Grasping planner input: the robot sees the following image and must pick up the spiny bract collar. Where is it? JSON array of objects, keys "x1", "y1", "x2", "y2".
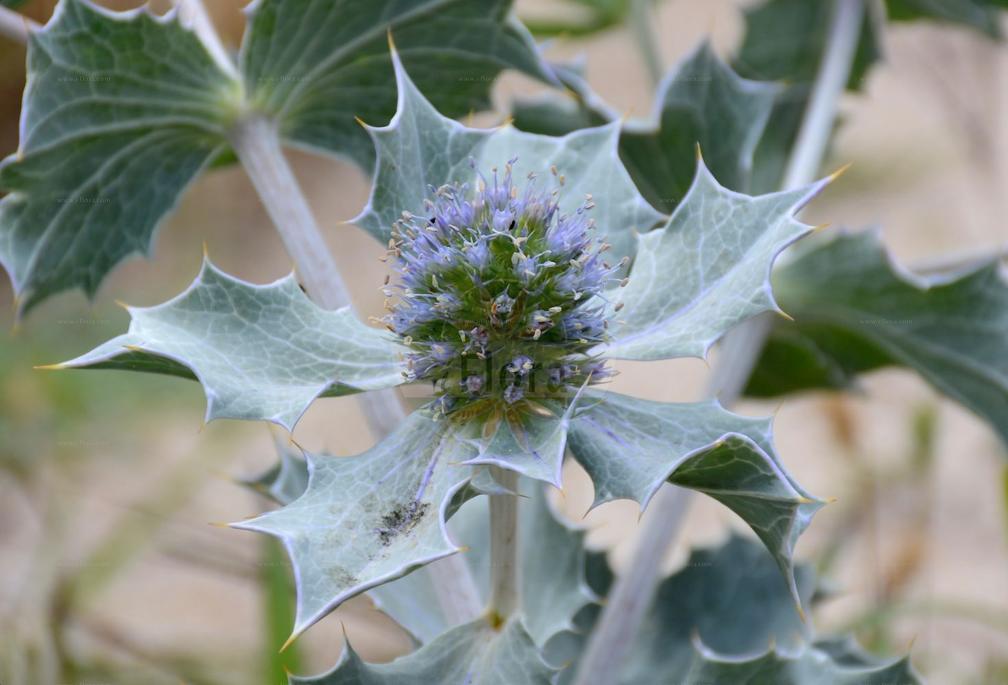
[{"x1": 383, "y1": 158, "x2": 625, "y2": 417}]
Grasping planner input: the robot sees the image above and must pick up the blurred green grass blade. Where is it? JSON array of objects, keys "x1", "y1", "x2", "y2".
[{"x1": 262, "y1": 537, "x2": 300, "y2": 684}]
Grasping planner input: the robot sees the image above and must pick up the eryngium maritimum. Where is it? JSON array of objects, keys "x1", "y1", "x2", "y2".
[{"x1": 384, "y1": 159, "x2": 623, "y2": 415}]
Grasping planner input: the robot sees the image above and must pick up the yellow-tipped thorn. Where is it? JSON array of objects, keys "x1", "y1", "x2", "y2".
[
  {"x1": 458, "y1": 545, "x2": 471, "y2": 553},
  {"x1": 279, "y1": 631, "x2": 299, "y2": 654},
  {"x1": 354, "y1": 115, "x2": 369, "y2": 129},
  {"x1": 207, "y1": 520, "x2": 232, "y2": 528},
  {"x1": 114, "y1": 299, "x2": 131, "y2": 311},
  {"x1": 796, "y1": 496, "x2": 817, "y2": 504},
  {"x1": 386, "y1": 28, "x2": 397, "y2": 52},
  {"x1": 202, "y1": 240, "x2": 210, "y2": 259},
  {"x1": 777, "y1": 309, "x2": 795, "y2": 322},
  {"x1": 34, "y1": 362, "x2": 66, "y2": 371},
  {"x1": 694, "y1": 142, "x2": 704, "y2": 163},
  {"x1": 768, "y1": 633, "x2": 777, "y2": 652},
  {"x1": 827, "y1": 162, "x2": 852, "y2": 182},
  {"x1": 795, "y1": 602, "x2": 807, "y2": 623},
  {"x1": 812, "y1": 222, "x2": 831, "y2": 234},
  {"x1": 123, "y1": 344, "x2": 145, "y2": 353},
  {"x1": 825, "y1": 495, "x2": 839, "y2": 504}
]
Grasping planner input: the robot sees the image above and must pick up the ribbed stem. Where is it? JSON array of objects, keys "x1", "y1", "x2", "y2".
[
  {"x1": 487, "y1": 466, "x2": 520, "y2": 623},
  {"x1": 572, "y1": 2, "x2": 865, "y2": 684}
]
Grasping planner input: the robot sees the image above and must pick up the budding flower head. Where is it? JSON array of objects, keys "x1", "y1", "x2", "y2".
[{"x1": 386, "y1": 158, "x2": 618, "y2": 416}]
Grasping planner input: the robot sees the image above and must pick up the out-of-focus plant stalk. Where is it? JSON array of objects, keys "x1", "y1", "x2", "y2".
[
  {"x1": 0, "y1": 5, "x2": 38, "y2": 44},
  {"x1": 572, "y1": 2, "x2": 866, "y2": 684}
]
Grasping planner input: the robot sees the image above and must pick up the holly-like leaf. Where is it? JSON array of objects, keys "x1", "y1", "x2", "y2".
[
  {"x1": 0, "y1": 0, "x2": 237, "y2": 315},
  {"x1": 240, "y1": 0, "x2": 556, "y2": 171},
  {"x1": 601, "y1": 159, "x2": 831, "y2": 361},
  {"x1": 567, "y1": 389, "x2": 823, "y2": 606},
  {"x1": 290, "y1": 617, "x2": 554, "y2": 685},
  {"x1": 745, "y1": 230, "x2": 1008, "y2": 447},
  {"x1": 512, "y1": 43, "x2": 780, "y2": 215},
  {"x1": 559, "y1": 535, "x2": 920, "y2": 685},
  {"x1": 234, "y1": 408, "x2": 476, "y2": 641},
  {"x1": 354, "y1": 49, "x2": 663, "y2": 271},
  {"x1": 50, "y1": 259, "x2": 405, "y2": 431},
  {"x1": 456, "y1": 399, "x2": 579, "y2": 487},
  {"x1": 370, "y1": 482, "x2": 598, "y2": 649}
]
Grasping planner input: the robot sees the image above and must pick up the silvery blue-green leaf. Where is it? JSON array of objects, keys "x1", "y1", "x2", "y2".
[
  {"x1": 567, "y1": 389, "x2": 822, "y2": 606},
  {"x1": 618, "y1": 42, "x2": 779, "y2": 215},
  {"x1": 0, "y1": 0, "x2": 237, "y2": 315},
  {"x1": 234, "y1": 408, "x2": 476, "y2": 641},
  {"x1": 456, "y1": 399, "x2": 579, "y2": 487},
  {"x1": 746, "y1": 229, "x2": 1008, "y2": 447},
  {"x1": 602, "y1": 160, "x2": 831, "y2": 361},
  {"x1": 557, "y1": 535, "x2": 919, "y2": 685},
  {"x1": 242, "y1": 432, "x2": 310, "y2": 505},
  {"x1": 290, "y1": 617, "x2": 554, "y2": 685},
  {"x1": 50, "y1": 260, "x2": 405, "y2": 431},
  {"x1": 512, "y1": 44, "x2": 779, "y2": 216},
  {"x1": 240, "y1": 0, "x2": 556, "y2": 171},
  {"x1": 354, "y1": 49, "x2": 663, "y2": 271},
  {"x1": 681, "y1": 646, "x2": 919, "y2": 685},
  {"x1": 370, "y1": 482, "x2": 598, "y2": 649}
]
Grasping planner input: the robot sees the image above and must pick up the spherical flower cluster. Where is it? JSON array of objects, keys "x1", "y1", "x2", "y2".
[{"x1": 383, "y1": 159, "x2": 623, "y2": 416}]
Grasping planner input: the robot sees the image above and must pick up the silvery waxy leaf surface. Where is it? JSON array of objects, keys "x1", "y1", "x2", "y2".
[
  {"x1": 354, "y1": 49, "x2": 664, "y2": 271},
  {"x1": 513, "y1": 43, "x2": 781, "y2": 215},
  {"x1": 567, "y1": 389, "x2": 823, "y2": 607},
  {"x1": 601, "y1": 161, "x2": 831, "y2": 361},
  {"x1": 0, "y1": 0, "x2": 237, "y2": 315},
  {"x1": 557, "y1": 535, "x2": 920, "y2": 685},
  {"x1": 370, "y1": 483, "x2": 597, "y2": 649},
  {"x1": 52, "y1": 260, "x2": 406, "y2": 431},
  {"x1": 233, "y1": 407, "x2": 476, "y2": 641},
  {"x1": 290, "y1": 617, "x2": 554, "y2": 685},
  {"x1": 748, "y1": 229, "x2": 1008, "y2": 447}
]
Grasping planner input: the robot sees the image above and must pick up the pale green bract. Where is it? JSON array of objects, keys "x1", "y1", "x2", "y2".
[
  {"x1": 52, "y1": 259, "x2": 406, "y2": 431},
  {"x1": 368, "y1": 486, "x2": 598, "y2": 648},
  {"x1": 234, "y1": 408, "x2": 475, "y2": 641},
  {"x1": 353, "y1": 49, "x2": 665, "y2": 272},
  {"x1": 567, "y1": 389, "x2": 823, "y2": 607},
  {"x1": 513, "y1": 42, "x2": 781, "y2": 215},
  {"x1": 602, "y1": 162, "x2": 830, "y2": 361},
  {"x1": 291, "y1": 618, "x2": 554, "y2": 685}
]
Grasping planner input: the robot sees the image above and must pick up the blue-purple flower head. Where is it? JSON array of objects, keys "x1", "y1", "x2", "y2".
[{"x1": 385, "y1": 158, "x2": 623, "y2": 415}]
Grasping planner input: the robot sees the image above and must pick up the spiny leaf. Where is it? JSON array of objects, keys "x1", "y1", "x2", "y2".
[
  {"x1": 50, "y1": 259, "x2": 405, "y2": 431},
  {"x1": 354, "y1": 48, "x2": 663, "y2": 271},
  {"x1": 556, "y1": 535, "x2": 920, "y2": 685},
  {"x1": 369, "y1": 483, "x2": 598, "y2": 650},
  {"x1": 746, "y1": 229, "x2": 1008, "y2": 448},
  {"x1": 290, "y1": 617, "x2": 554, "y2": 685},
  {"x1": 240, "y1": 0, "x2": 556, "y2": 171},
  {"x1": 567, "y1": 389, "x2": 823, "y2": 608},
  {"x1": 455, "y1": 399, "x2": 579, "y2": 487},
  {"x1": 512, "y1": 43, "x2": 780, "y2": 215},
  {"x1": 234, "y1": 408, "x2": 475, "y2": 642},
  {"x1": 601, "y1": 160, "x2": 831, "y2": 361},
  {"x1": 0, "y1": 0, "x2": 238, "y2": 315}
]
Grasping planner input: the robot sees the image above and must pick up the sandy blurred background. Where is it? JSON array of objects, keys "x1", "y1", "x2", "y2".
[{"x1": 0, "y1": 0, "x2": 1006, "y2": 683}]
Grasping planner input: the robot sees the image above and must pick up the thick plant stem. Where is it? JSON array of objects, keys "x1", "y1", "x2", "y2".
[
  {"x1": 571, "y1": 2, "x2": 864, "y2": 684},
  {"x1": 488, "y1": 466, "x2": 520, "y2": 622},
  {"x1": 628, "y1": 0, "x2": 663, "y2": 86},
  {"x1": 172, "y1": 0, "x2": 482, "y2": 629},
  {"x1": 0, "y1": 5, "x2": 38, "y2": 44}
]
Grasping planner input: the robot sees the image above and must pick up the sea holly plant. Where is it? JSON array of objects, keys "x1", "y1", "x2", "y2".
[{"x1": 3, "y1": 0, "x2": 1004, "y2": 682}]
